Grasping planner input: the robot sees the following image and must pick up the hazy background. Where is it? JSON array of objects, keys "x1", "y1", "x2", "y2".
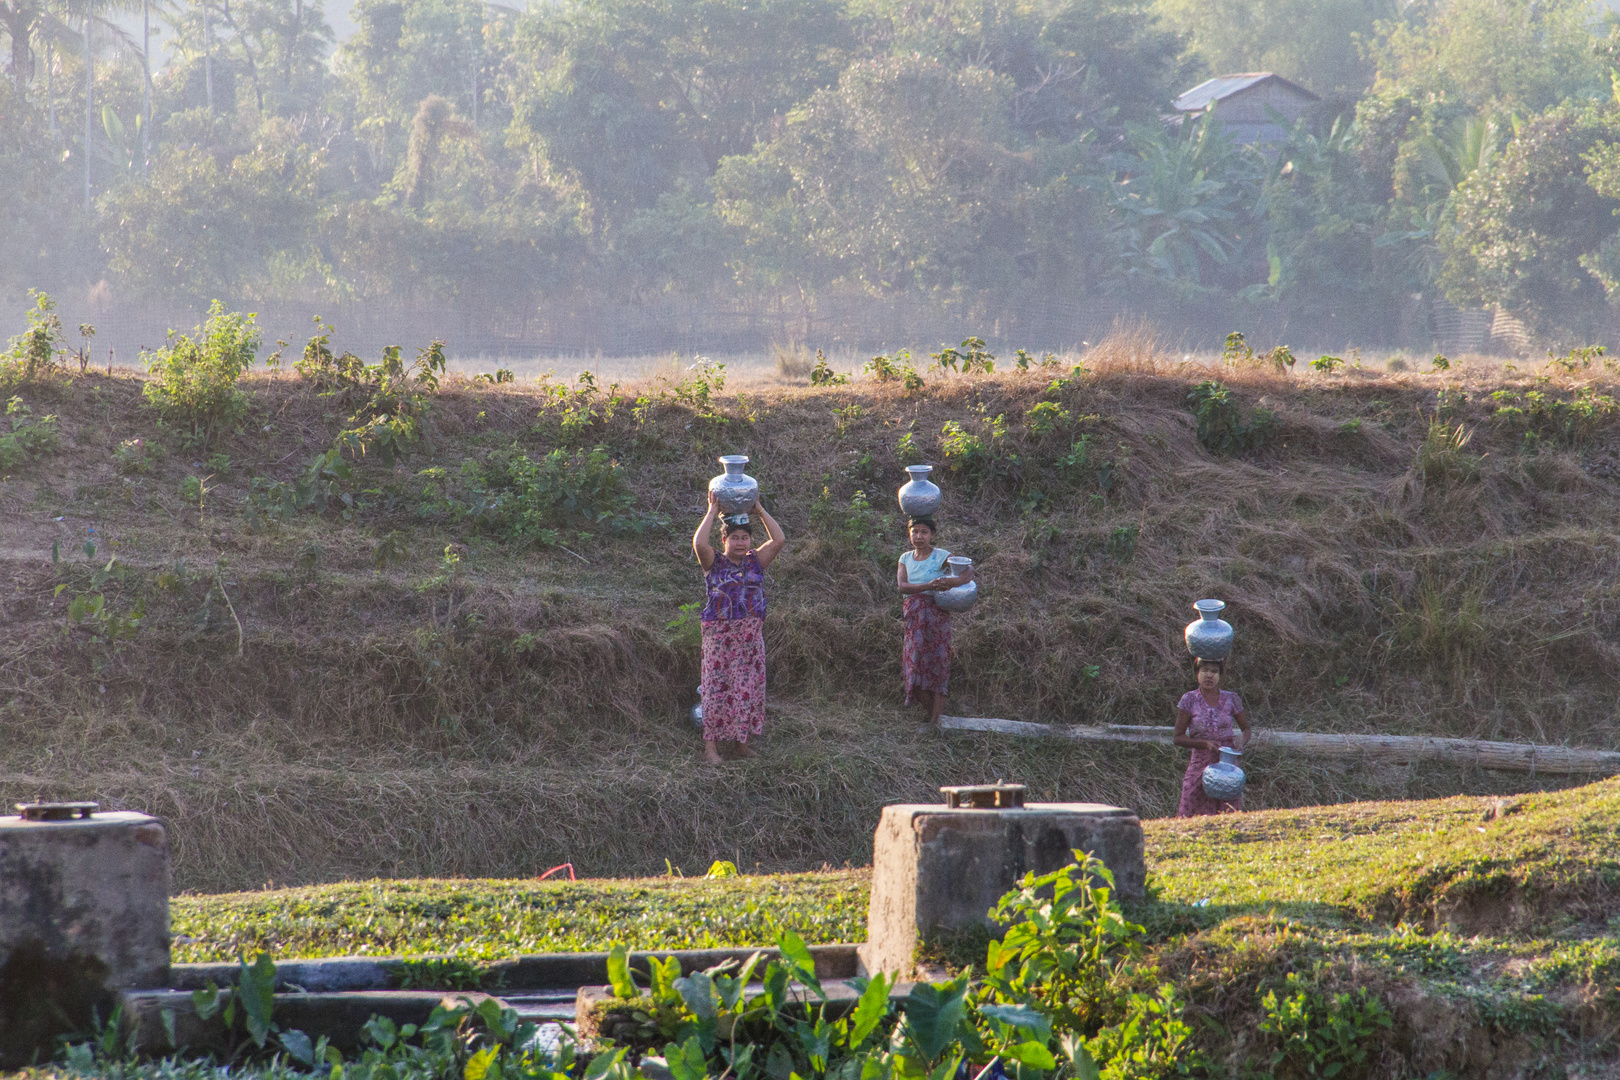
[{"x1": 9, "y1": 0, "x2": 1620, "y2": 367}]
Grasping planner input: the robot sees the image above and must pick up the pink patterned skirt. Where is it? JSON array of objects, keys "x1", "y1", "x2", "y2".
[
  {"x1": 902, "y1": 596, "x2": 952, "y2": 704},
  {"x1": 700, "y1": 616, "x2": 766, "y2": 743}
]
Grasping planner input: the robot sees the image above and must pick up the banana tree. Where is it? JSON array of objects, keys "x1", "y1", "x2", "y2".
[{"x1": 1100, "y1": 114, "x2": 1263, "y2": 292}]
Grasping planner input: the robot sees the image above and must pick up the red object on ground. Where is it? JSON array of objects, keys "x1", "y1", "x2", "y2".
[{"x1": 538, "y1": 862, "x2": 576, "y2": 881}]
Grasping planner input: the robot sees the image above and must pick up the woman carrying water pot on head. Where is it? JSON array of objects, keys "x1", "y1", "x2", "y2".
[
  {"x1": 1173, "y1": 657, "x2": 1251, "y2": 816},
  {"x1": 896, "y1": 516, "x2": 972, "y2": 729},
  {"x1": 693, "y1": 492, "x2": 786, "y2": 763}
]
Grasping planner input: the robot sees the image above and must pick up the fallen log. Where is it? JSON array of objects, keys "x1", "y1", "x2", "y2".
[{"x1": 937, "y1": 716, "x2": 1620, "y2": 776}]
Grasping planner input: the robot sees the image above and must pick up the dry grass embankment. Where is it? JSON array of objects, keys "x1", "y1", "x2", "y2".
[{"x1": 1, "y1": 326, "x2": 1617, "y2": 889}]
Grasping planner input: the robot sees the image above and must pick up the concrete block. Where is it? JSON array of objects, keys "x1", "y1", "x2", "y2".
[
  {"x1": 121, "y1": 989, "x2": 494, "y2": 1055},
  {"x1": 861, "y1": 802, "x2": 1144, "y2": 978},
  {"x1": 0, "y1": 811, "x2": 170, "y2": 1065}
]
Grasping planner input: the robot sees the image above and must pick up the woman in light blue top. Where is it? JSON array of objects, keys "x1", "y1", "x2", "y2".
[{"x1": 896, "y1": 516, "x2": 971, "y2": 728}]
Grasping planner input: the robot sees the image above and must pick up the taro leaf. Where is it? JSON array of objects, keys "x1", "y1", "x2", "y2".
[
  {"x1": 607, "y1": 944, "x2": 638, "y2": 999},
  {"x1": 650, "y1": 954, "x2": 683, "y2": 1000},
  {"x1": 665, "y1": 1036, "x2": 709, "y2": 1080},
  {"x1": 1003, "y1": 1041, "x2": 1056, "y2": 1070},
  {"x1": 847, "y1": 974, "x2": 891, "y2": 1047},
  {"x1": 926, "y1": 1051, "x2": 964, "y2": 1080},
  {"x1": 675, "y1": 970, "x2": 719, "y2": 1020},
  {"x1": 191, "y1": 983, "x2": 223, "y2": 1020},
  {"x1": 279, "y1": 1029, "x2": 315, "y2": 1067},
  {"x1": 765, "y1": 1042, "x2": 795, "y2": 1080},
  {"x1": 585, "y1": 1047, "x2": 629, "y2": 1080},
  {"x1": 239, "y1": 952, "x2": 278, "y2": 1047},
  {"x1": 717, "y1": 952, "x2": 764, "y2": 1010},
  {"x1": 1058, "y1": 1034, "x2": 1100, "y2": 1080},
  {"x1": 762, "y1": 960, "x2": 791, "y2": 1012},
  {"x1": 777, "y1": 930, "x2": 824, "y2": 999},
  {"x1": 979, "y1": 1004, "x2": 1051, "y2": 1043},
  {"x1": 901, "y1": 981, "x2": 968, "y2": 1065},
  {"x1": 363, "y1": 1015, "x2": 399, "y2": 1051},
  {"x1": 465, "y1": 1045, "x2": 500, "y2": 1080},
  {"x1": 859, "y1": 1057, "x2": 892, "y2": 1080}
]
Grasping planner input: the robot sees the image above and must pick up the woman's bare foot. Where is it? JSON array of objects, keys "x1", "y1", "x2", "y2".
[
  {"x1": 703, "y1": 739, "x2": 724, "y2": 764},
  {"x1": 732, "y1": 741, "x2": 756, "y2": 758}
]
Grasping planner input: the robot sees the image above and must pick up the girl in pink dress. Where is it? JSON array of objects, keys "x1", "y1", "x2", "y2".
[
  {"x1": 896, "y1": 517, "x2": 972, "y2": 728},
  {"x1": 1173, "y1": 658, "x2": 1251, "y2": 816}
]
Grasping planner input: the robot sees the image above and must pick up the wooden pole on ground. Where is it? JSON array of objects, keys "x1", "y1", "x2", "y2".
[{"x1": 937, "y1": 716, "x2": 1620, "y2": 776}]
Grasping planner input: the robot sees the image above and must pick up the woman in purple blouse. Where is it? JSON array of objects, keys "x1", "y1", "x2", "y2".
[{"x1": 693, "y1": 491, "x2": 786, "y2": 762}]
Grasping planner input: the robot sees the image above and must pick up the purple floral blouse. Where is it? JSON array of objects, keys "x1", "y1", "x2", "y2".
[{"x1": 701, "y1": 552, "x2": 767, "y2": 621}]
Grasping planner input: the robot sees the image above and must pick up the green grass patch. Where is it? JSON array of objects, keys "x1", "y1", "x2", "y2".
[
  {"x1": 1142, "y1": 778, "x2": 1620, "y2": 932},
  {"x1": 174, "y1": 780, "x2": 1620, "y2": 964},
  {"x1": 171, "y1": 870, "x2": 869, "y2": 962}
]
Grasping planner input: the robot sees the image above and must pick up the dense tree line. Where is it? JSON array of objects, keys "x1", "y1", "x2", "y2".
[{"x1": 6, "y1": 0, "x2": 1620, "y2": 342}]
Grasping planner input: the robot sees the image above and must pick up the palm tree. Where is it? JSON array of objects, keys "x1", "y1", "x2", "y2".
[{"x1": 2, "y1": 0, "x2": 46, "y2": 100}]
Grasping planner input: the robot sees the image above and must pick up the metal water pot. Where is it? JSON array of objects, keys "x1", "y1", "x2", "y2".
[
  {"x1": 897, "y1": 464, "x2": 942, "y2": 517},
  {"x1": 709, "y1": 455, "x2": 759, "y2": 515},
  {"x1": 933, "y1": 556, "x2": 979, "y2": 613},
  {"x1": 1201, "y1": 747, "x2": 1246, "y2": 802},
  {"x1": 1184, "y1": 599, "x2": 1234, "y2": 660}
]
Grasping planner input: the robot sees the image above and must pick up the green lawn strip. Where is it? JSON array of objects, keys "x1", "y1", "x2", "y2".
[
  {"x1": 175, "y1": 780, "x2": 1620, "y2": 966},
  {"x1": 171, "y1": 871, "x2": 869, "y2": 963},
  {"x1": 1142, "y1": 778, "x2": 1620, "y2": 927}
]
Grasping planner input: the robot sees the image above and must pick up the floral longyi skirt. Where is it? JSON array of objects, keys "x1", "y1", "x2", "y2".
[
  {"x1": 700, "y1": 616, "x2": 766, "y2": 743},
  {"x1": 901, "y1": 596, "x2": 952, "y2": 705}
]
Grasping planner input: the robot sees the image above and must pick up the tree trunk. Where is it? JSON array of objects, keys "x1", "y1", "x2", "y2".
[{"x1": 83, "y1": 8, "x2": 92, "y2": 214}]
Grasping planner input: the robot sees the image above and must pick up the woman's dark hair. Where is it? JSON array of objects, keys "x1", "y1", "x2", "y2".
[
  {"x1": 722, "y1": 515, "x2": 754, "y2": 539},
  {"x1": 907, "y1": 516, "x2": 937, "y2": 534},
  {"x1": 1194, "y1": 657, "x2": 1225, "y2": 675}
]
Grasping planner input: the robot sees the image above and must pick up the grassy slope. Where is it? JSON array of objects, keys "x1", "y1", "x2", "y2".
[{"x1": 4, "y1": 330, "x2": 1620, "y2": 889}]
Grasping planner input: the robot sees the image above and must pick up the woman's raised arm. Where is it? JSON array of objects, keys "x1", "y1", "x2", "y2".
[
  {"x1": 693, "y1": 491, "x2": 720, "y2": 571},
  {"x1": 752, "y1": 501, "x2": 787, "y2": 570}
]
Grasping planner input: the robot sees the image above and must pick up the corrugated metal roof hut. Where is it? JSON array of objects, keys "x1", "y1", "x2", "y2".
[{"x1": 1171, "y1": 73, "x2": 1319, "y2": 143}]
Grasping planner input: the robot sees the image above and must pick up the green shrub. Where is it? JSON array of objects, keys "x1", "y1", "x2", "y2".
[
  {"x1": 1222, "y1": 332, "x2": 1295, "y2": 373},
  {"x1": 0, "y1": 291, "x2": 68, "y2": 392},
  {"x1": 296, "y1": 319, "x2": 446, "y2": 464},
  {"x1": 810, "y1": 350, "x2": 849, "y2": 386},
  {"x1": 864, "y1": 351, "x2": 904, "y2": 382},
  {"x1": 244, "y1": 449, "x2": 356, "y2": 528},
  {"x1": 113, "y1": 437, "x2": 157, "y2": 475},
  {"x1": 932, "y1": 336, "x2": 995, "y2": 374},
  {"x1": 1187, "y1": 380, "x2": 1276, "y2": 455},
  {"x1": 1258, "y1": 973, "x2": 1392, "y2": 1078},
  {"x1": 942, "y1": 415, "x2": 1013, "y2": 481},
  {"x1": 1025, "y1": 401, "x2": 1071, "y2": 439},
  {"x1": 0, "y1": 397, "x2": 60, "y2": 469},
  {"x1": 143, "y1": 300, "x2": 261, "y2": 450},
  {"x1": 457, "y1": 446, "x2": 666, "y2": 545},
  {"x1": 1488, "y1": 385, "x2": 1619, "y2": 448}
]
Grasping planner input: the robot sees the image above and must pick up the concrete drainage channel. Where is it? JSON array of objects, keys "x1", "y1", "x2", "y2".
[
  {"x1": 121, "y1": 945, "x2": 865, "y2": 1054},
  {"x1": 1, "y1": 788, "x2": 1146, "y2": 1063}
]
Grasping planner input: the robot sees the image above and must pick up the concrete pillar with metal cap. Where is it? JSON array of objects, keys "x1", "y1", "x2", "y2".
[
  {"x1": 859, "y1": 784, "x2": 1145, "y2": 979},
  {"x1": 0, "y1": 803, "x2": 170, "y2": 1065}
]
